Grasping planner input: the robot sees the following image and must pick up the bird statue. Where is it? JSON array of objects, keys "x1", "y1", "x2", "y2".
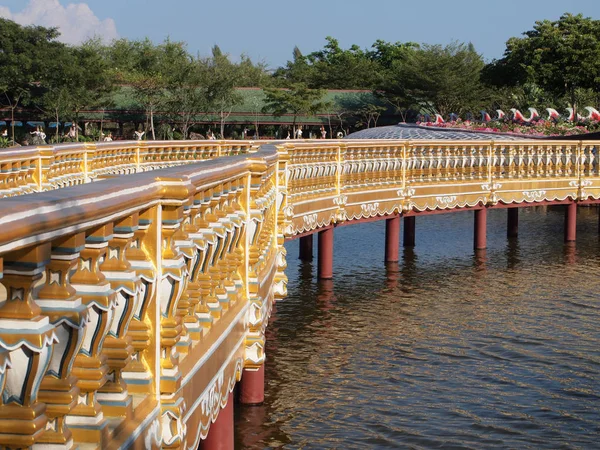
[
  {"x1": 566, "y1": 108, "x2": 583, "y2": 122},
  {"x1": 546, "y1": 108, "x2": 561, "y2": 120},
  {"x1": 434, "y1": 114, "x2": 445, "y2": 124},
  {"x1": 480, "y1": 111, "x2": 491, "y2": 122},
  {"x1": 584, "y1": 106, "x2": 600, "y2": 121},
  {"x1": 510, "y1": 108, "x2": 539, "y2": 122},
  {"x1": 496, "y1": 110, "x2": 506, "y2": 120}
]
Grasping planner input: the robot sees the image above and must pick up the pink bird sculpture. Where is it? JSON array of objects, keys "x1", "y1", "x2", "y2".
[
  {"x1": 566, "y1": 108, "x2": 583, "y2": 121},
  {"x1": 510, "y1": 108, "x2": 539, "y2": 122},
  {"x1": 546, "y1": 108, "x2": 560, "y2": 120},
  {"x1": 584, "y1": 106, "x2": 600, "y2": 121}
]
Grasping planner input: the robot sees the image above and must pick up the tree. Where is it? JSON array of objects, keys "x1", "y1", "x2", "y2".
[
  {"x1": 165, "y1": 56, "x2": 210, "y2": 139},
  {"x1": 381, "y1": 42, "x2": 486, "y2": 116},
  {"x1": 262, "y1": 83, "x2": 329, "y2": 136},
  {"x1": 39, "y1": 87, "x2": 70, "y2": 142},
  {"x1": 0, "y1": 19, "x2": 65, "y2": 143},
  {"x1": 486, "y1": 13, "x2": 600, "y2": 114},
  {"x1": 355, "y1": 104, "x2": 386, "y2": 129},
  {"x1": 207, "y1": 46, "x2": 242, "y2": 138},
  {"x1": 274, "y1": 38, "x2": 382, "y2": 90},
  {"x1": 108, "y1": 38, "x2": 188, "y2": 140},
  {"x1": 63, "y1": 41, "x2": 114, "y2": 140}
]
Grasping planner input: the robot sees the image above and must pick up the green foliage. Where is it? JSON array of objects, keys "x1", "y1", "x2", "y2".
[
  {"x1": 0, "y1": 136, "x2": 10, "y2": 148},
  {"x1": 486, "y1": 13, "x2": 600, "y2": 113},
  {"x1": 0, "y1": 18, "x2": 65, "y2": 142},
  {"x1": 262, "y1": 83, "x2": 329, "y2": 131},
  {"x1": 381, "y1": 42, "x2": 486, "y2": 116}
]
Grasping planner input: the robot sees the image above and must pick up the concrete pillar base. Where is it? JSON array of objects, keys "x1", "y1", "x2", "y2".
[
  {"x1": 299, "y1": 234, "x2": 313, "y2": 260},
  {"x1": 403, "y1": 216, "x2": 415, "y2": 247},
  {"x1": 239, "y1": 366, "x2": 265, "y2": 405},
  {"x1": 474, "y1": 208, "x2": 487, "y2": 250},
  {"x1": 318, "y1": 227, "x2": 334, "y2": 279},
  {"x1": 201, "y1": 392, "x2": 234, "y2": 450},
  {"x1": 385, "y1": 215, "x2": 400, "y2": 262},
  {"x1": 507, "y1": 207, "x2": 518, "y2": 238},
  {"x1": 564, "y1": 203, "x2": 576, "y2": 242}
]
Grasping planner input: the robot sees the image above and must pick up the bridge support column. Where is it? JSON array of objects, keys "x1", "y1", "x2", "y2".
[
  {"x1": 403, "y1": 216, "x2": 415, "y2": 247},
  {"x1": 564, "y1": 203, "x2": 577, "y2": 242},
  {"x1": 474, "y1": 208, "x2": 487, "y2": 250},
  {"x1": 507, "y1": 208, "x2": 518, "y2": 238},
  {"x1": 318, "y1": 227, "x2": 334, "y2": 279},
  {"x1": 385, "y1": 215, "x2": 400, "y2": 262},
  {"x1": 239, "y1": 365, "x2": 265, "y2": 405},
  {"x1": 299, "y1": 234, "x2": 313, "y2": 260},
  {"x1": 201, "y1": 392, "x2": 234, "y2": 450}
]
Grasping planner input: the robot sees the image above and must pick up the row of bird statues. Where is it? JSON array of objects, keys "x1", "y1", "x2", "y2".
[{"x1": 430, "y1": 107, "x2": 600, "y2": 124}]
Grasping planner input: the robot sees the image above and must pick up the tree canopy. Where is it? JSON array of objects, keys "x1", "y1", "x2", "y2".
[
  {"x1": 484, "y1": 13, "x2": 600, "y2": 113},
  {"x1": 2, "y1": 11, "x2": 600, "y2": 144}
]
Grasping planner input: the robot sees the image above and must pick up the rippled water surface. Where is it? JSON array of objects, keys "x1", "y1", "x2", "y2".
[{"x1": 234, "y1": 206, "x2": 600, "y2": 449}]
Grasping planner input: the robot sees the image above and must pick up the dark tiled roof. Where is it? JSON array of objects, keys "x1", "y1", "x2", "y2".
[{"x1": 346, "y1": 124, "x2": 522, "y2": 140}]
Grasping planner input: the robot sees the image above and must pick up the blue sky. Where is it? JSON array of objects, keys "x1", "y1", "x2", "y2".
[{"x1": 1, "y1": 0, "x2": 600, "y2": 69}]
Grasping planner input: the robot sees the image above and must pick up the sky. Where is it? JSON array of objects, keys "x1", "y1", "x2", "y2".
[{"x1": 1, "y1": 0, "x2": 600, "y2": 69}]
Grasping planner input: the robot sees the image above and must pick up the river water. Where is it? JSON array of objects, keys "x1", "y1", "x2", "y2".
[{"x1": 234, "y1": 206, "x2": 600, "y2": 449}]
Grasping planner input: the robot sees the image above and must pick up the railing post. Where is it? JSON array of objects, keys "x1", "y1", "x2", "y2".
[
  {"x1": 83, "y1": 142, "x2": 96, "y2": 183},
  {"x1": 135, "y1": 144, "x2": 141, "y2": 172},
  {"x1": 402, "y1": 141, "x2": 408, "y2": 191},
  {"x1": 488, "y1": 140, "x2": 494, "y2": 184},
  {"x1": 36, "y1": 147, "x2": 54, "y2": 192},
  {"x1": 82, "y1": 147, "x2": 89, "y2": 182}
]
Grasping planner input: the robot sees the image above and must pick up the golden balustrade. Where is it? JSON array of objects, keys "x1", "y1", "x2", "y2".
[
  {"x1": 0, "y1": 138, "x2": 598, "y2": 448},
  {"x1": 0, "y1": 145, "x2": 280, "y2": 448},
  {"x1": 0, "y1": 140, "x2": 257, "y2": 196},
  {"x1": 283, "y1": 140, "x2": 600, "y2": 235}
]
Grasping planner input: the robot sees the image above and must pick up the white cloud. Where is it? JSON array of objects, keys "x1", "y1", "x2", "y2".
[{"x1": 0, "y1": 0, "x2": 118, "y2": 45}]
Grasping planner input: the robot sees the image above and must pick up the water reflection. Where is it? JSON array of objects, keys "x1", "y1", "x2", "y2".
[{"x1": 235, "y1": 206, "x2": 600, "y2": 449}]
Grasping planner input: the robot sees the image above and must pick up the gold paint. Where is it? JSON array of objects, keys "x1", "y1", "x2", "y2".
[{"x1": 0, "y1": 138, "x2": 598, "y2": 447}]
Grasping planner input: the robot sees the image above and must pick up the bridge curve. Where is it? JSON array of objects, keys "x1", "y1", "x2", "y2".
[{"x1": 0, "y1": 138, "x2": 596, "y2": 448}]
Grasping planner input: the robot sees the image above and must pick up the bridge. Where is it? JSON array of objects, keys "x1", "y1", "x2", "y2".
[{"x1": 0, "y1": 137, "x2": 597, "y2": 449}]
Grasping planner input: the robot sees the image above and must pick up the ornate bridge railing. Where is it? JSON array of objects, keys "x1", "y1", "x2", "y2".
[
  {"x1": 282, "y1": 140, "x2": 599, "y2": 235},
  {"x1": 0, "y1": 139, "x2": 597, "y2": 448},
  {"x1": 0, "y1": 140, "x2": 256, "y2": 196},
  {"x1": 0, "y1": 146, "x2": 286, "y2": 448}
]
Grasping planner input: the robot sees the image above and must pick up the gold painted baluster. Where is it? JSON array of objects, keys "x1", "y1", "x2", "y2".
[
  {"x1": 67, "y1": 224, "x2": 116, "y2": 445},
  {"x1": 0, "y1": 243, "x2": 56, "y2": 448},
  {"x1": 173, "y1": 204, "x2": 195, "y2": 355},
  {"x1": 159, "y1": 201, "x2": 188, "y2": 449},
  {"x1": 182, "y1": 201, "x2": 206, "y2": 343},
  {"x1": 37, "y1": 234, "x2": 89, "y2": 449},
  {"x1": 122, "y1": 209, "x2": 157, "y2": 394},
  {"x1": 194, "y1": 195, "x2": 218, "y2": 334},
  {"x1": 159, "y1": 204, "x2": 187, "y2": 395},
  {"x1": 97, "y1": 214, "x2": 141, "y2": 419}
]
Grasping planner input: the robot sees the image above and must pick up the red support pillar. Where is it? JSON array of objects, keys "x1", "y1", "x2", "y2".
[
  {"x1": 403, "y1": 216, "x2": 415, "y2": 247},
  {"x1": 239, "y1": 365, "x2": 264, "y2": 405},
  {"x1": 507, "y1": 207, "x2": 518, "y2": 238},
  {"x1": 564, "y1": 202, "x2": 577, "y2": 242},
  {"x1": 318, "y1": 227, "x2": 334, "y2": 280},
  {"x1": 474, "y1": 208, "x2": 487, "y2": 250},
  {"x1": 299, "y1": 234, "x2": 313, "y2": 260},
  {"x1": 385, "y1": 215, "x2": 400, "y2": 262},
  {"x1": 201, "y1": 392, "x2": 234, "y2": 450}
]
